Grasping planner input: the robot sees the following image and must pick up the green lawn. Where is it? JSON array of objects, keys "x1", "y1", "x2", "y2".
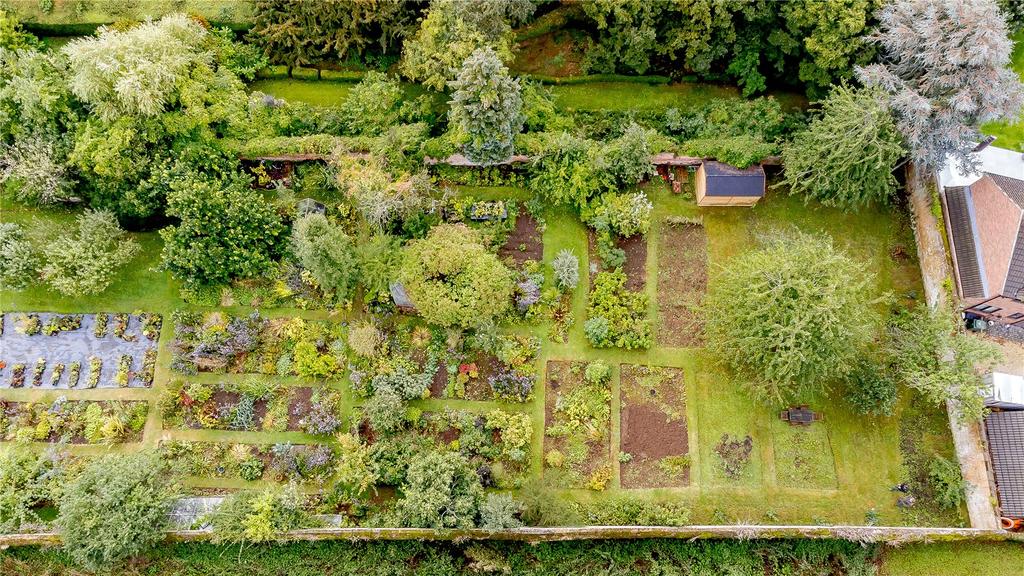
[
  {"x1": 882, "y1": 541, "x2": 1024, "y2": 576},
  {"x1": 982, "y1": 30, "x2": 1024, "y2": 150},
  {"x1": 249, "y1": 79, "x2": 355, "y2": 108}
]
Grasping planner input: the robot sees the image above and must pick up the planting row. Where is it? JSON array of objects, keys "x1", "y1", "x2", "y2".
[
  {"x1": 172, "y1": 311, "x2": 541, "y2": 402},
  {"x1": 160, "y1": 379, "x2": 342, "y2": 435},
  {"x1": 0, "y1": 398, "x2": 148, "y2": 444},
  {"x1": 0, "y1": 312, "x2": 161, "y2": 389},
  {"x1": 161, "y1": 440, "x2": 336, "y2": 484}
]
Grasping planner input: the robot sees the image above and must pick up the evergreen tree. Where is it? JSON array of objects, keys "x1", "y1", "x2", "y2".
[{"x1": 448, "y1": 47, "x2": 524, "y2": 165}]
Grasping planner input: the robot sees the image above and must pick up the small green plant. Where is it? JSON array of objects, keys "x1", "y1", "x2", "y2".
[
  {"x1": 929, "y1": 454, "x2": 967, "y2": 510},
  {"x1": 617, "y1": 451, "x2": 632, "y2": 463}
]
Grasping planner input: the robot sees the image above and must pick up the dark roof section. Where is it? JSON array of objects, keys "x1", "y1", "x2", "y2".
[
  {"x1": 944, "y1": 186, "x2": 986, "y2": 299},
  {"x1": 702, "y1": 161, "x2": 765, "y2": 197},
  {"x1": 985, "y1": 410, "x2": 1024, "y2": 518},
  {"x1": 987, "y1": 173, "x2": 1024, "y2": 209},
  {"x1": 1005, "y1": 222, "x2": 1024, "y2": 299}
]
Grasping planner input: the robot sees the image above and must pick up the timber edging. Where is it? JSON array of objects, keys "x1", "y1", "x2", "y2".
[{"x1": 2, "y1": 525, "x2": 1022, "y2": 548}]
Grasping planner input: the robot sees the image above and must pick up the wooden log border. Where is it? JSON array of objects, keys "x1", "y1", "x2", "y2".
[{"x1": 2, "y1": 525, "x2": 1022, "y2": 548}]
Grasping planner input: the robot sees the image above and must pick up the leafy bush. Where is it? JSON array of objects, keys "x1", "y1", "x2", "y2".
[
  {"x1": 597, "y1": 123, "x2": 658, "y2": 188},
  {"x1": 586, "y1": 271, "x2": 651, "y2": 349},
  {"x1": 396, "y1": 450, "x2": 484, "y2": 529},
  {"x1": 0, "y1": 446, "x2": 61, "y2": 533},
  {"x1": 528, "y1": 132, "x2": 602, "y2": 207},
  {"x1": 57, "y1": 452, "x2": 173, "y2": 572},
  {"x1": 479, "y1": 493, "x2": 523, "y2": 529},
  {"x1": 290, "y1": 214, "x2": 358, "y2": 300},
  {"x1": 399, "y1": 224, "x2": 515, "y2": 328},
  {"x1": 208, "y1": 483, "x2": 310, "y2": 544},
  {"x1": 339, "y1": 71, "x2": 403, "y2": 135},
  {"x1": 584, "y1": 361, "x2": 611, "y2": 386},
  {"x1": 551, "y1": 249, "x2": 579, "y2": 291},
  {"x1": 448, "y1": 47, "x2": 524, "y2": 165},
  {"x1": 928, "y1": 454, "x2": 967, "y2": 510},
  {"x1": 332, "y1": 433, "x2": 377, "y2": 500},
  {"x1": 347, "y1": 322, "x2": 382, "y2": 357},
  {"x1": 582, "y1": 191, "x2": 653, "y2": 238},
  {"x1": 41, "y1": 209, "x2": 139, "y2": 296},
  {"x1": 161, "y1": 173, "x2": 284, "y2": 286},
  {"x1": 846, "y1": 359, "x2": 899, "y2": 417},
  {"x1": 292, "y1": 340, "x2": 339, "y2": 380},
  {"x1": 0, "y1": 222, "x2": 37, "y2": 291},
  {"x1": 362, "y1": 389, "x2": 407, "y2": 436}
]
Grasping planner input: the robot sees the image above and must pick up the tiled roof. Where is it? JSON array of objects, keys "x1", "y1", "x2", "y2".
[
  {"x1": 985, "y1": 410, "x2": 1024, "y2": 518},
  {"x1": 702, "y1": 161, "x2": 765, "y2": 197},
  {"x1": 944, "y1": 186, "x2": 986, "y2": 299},
  {"x1": 987, "y1": 173, "x2": 1024, "y2": 209}
]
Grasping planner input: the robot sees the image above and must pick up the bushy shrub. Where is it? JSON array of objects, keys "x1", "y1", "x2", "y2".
[
  {"x1": 584, "y1": 361, "x2": 611, "y2": 386},
  {"x1": 528, "y1": 132, "x2": 602, "y2": 207},
  {"x1": 448, "y1": 47, "x2": 524, "y2": 165},
  {"x1": 41, "y1": 209, "x2": 139, "y2": 296},
  {"x1": 290, "y1": 214, "x2": 358, "y2": 299},
  {"x1": 292, "y1": 341, "x2": 339, "y2": 380},
  {"x1": 0, "y1": 135, "x2": 76, "y2": 205},
  {"x1": 0, "y1": 222, "x2": 37, "y2": 291},
  {"x1": 586, "y1": 271, "x2": 651, "y2": 350},
  {"x1": 846, "y1": 359, "x2": 899, "y2": 417},
  {"x1": 362, "y1": 389, "x2": 407, "y2": 436},
  {"x1": 57, "y1": 452, "x2": 173, "y2": 572},
  {"x1": 399, "y1": 224, "x2": 515, "y2": 328},
  {"x1": 582, "y1": 191, "x2": 653, "y2": 238},
  {"x1": 208, "y1": 483, "x2": 310, "y2": 544},
  {"x1": 0, "y1": 446, "x2": 61, "y2": 533},
  {"x1": 332, "y1": 433, "x2": 377, "y2": 500},
  {"x1": 347, "y1": 322, "x2": 382, "y2": 357},
  {"x1": 928, "y1": 454, "x2": 967, "y2": 510},
  {"x1": 551, "y1": 249, "x2": 579, "y2": 291},
  {"x1": 479, "y1": 493, "x2": 523, "y2": 529},
  {"x1": 396, "y1": 450, "x2": 484, "y2": 529},
  {"x1": 597, "y1": 123, "x2": 657, "y2": 188},
  {"x1": 339, "y1": 71, "x2": 403, "y2": 135}
]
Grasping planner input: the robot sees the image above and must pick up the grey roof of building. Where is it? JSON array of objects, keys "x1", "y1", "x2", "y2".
[
  {"x1": 944, "y1": 186, "x2": 986, "y2": 299},
  {"x1": 702, "y1": 161, "x2": 765, "y2": 197},
  {"x1": 985, "y1": 410, "x2": 1024, "y2": 518}
]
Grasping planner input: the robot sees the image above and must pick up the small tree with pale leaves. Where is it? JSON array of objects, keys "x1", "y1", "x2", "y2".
[
  {"x1": 0, "y1": 136, "x2": 76, "y2": 205},
  {"x1": 41, "y1": 210, "x2": 139, "y2": 296},
  {"x1": 857, "y1": 0, "x2": 1024, "y2": 171},
  {"x1": 448, "y1": 47, "x2": 524, "y2": 165}
]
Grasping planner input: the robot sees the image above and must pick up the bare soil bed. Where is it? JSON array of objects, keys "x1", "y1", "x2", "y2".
[
  {"x1": 656, "y1": 222, "x2": 708, "y2": 347},
  {"x1": 499, "y1": 208, "x2": 544, "y2": 268},
  {"x1": 619, "y1": 364, "x2": 690, "y2": 488},
  {"x1": 428, "y1": 354, "x2": 502, "y2": 400},
  {"x1": 543, "y1": 360, "x2": 611, "y2": 489}
]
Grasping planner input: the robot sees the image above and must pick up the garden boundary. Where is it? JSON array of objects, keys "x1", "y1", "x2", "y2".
[{"x1": 1, "y1": 525, "x2": 1021, "y2": 548}]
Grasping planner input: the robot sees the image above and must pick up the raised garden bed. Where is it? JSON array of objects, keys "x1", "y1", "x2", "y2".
[
  {"x1": 161, "y1": 380, "x2": 342, "y2": 435},
  {"x1": 170, "y1": 311, "x2": 344, "y2": 379},
  {"x1": 161, "y1": 440, "x2": 336, "y2": 483},
  {"x1": 0, "y1": 398, "x2": 148, "y2": 444},
  {"x1": 427, "y1": 334, "x2": 539, "y2": 402},
  {"x1": 588, "y1": 231, "x2": 647, "y2": 290},
  {"x1": 543, "y1": 360, "x2": 612, "y2": 490},
  {"x1": 0, "y1": 312, "x2": 160, "y2": 389},
  {"x1": 498, "y1": 207, "x2": 544, "y2": 268},
  {"x1": 619, "y1": 365, "x2": 690, "y2": 489},
  {"x1": 419, "y1": 408, "x2": 533, "y2": 489},
  {"x1": 656, "y1": 221, "x2": 707, "y2": 347}
]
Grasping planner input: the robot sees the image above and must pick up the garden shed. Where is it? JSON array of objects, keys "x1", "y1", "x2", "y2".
[
  {"x1": 695, "y1": 161, "x2": 766, "y2": 206},
  {"x1": 985, "y1": 372, "x2": 1024, "y2": 410}
]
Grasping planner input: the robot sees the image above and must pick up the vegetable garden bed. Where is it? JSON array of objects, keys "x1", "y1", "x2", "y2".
[{"x1": 619, "y1": 365, "x2": 690, "y2": 489}]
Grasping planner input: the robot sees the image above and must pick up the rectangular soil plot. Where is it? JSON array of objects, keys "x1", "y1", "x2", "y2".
[
  {"x1": 498, "y1": 207, "x2": 544, "y2": 268},
  {"x1": 619, "y1": 364, "x2": 690, "y2": 488},
  {"x1": 656, "y1": 222, "x2": 707, "y2": 347},
  {"x1": 543, "y1": 360, "x2": 612, "y2": 490},
  {"x1": 771, "y1": 419, "x2": 838, "y2": 490},
  {"x1": 588, "y1": 231, "x2": 647, "y2": 290}
]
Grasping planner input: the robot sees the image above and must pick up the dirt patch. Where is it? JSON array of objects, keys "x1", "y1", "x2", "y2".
[
  {"x1": 588, "y1": 231, "x2": 648, "y2": 290},
  {"x1": 431, "y1": 354, "x2": 502, "y2": 401},
  {"x1": 429, "y1": 364, "x2": 448, "y2": 398},
  {"x1": 543, "y1": 360, "x2": 611, "y2": 489},
  {"x1": 512, "y1": 30, "x2": 584, "y2": 76},
  {"x1": 619, "y1": 364, "x2": 689, "y2": 488},
  {"x1": 499, "y1": 208, "x2": 543, "y2": 268},
  {"x1": 656, "y1": 222, "x2": 707, "y2": 347},
  {"x1": 287, "y1": 387, "x2": 313, "y2": 431}
]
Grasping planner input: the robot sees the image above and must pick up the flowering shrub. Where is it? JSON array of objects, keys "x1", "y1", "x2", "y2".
[{"x1": 488, "y1": 369, "x2": 533, "y2": 402}]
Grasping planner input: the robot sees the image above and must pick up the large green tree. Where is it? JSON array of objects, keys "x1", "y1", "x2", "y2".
[
  {"x1": 396, "y1": 450, "x2": 484, "y2": 529},
  {"x1": 781, "y1": 84, "x2": 905, "y2": 211},
  {"x1": 398, "y1": 223, "x2": 514, "y2": 328},
  {"x1": 705, "y1": 232, "x2": 879, "y2": 405},
  {"x1": 290, "y1": 213, "x2": 359, "y2": 300},
  {"x1": 57, "y1": 452, "x2": 174, "y2": 572},
  {"x1": 448, "y1": 47, "x2": 523, "y2": 165},
  {"x1": 41, "y1": 210, "x2": 139, "y2": 296},
  {"x1": 160, "y1": 173, "x2": 285, "y2": 286}
]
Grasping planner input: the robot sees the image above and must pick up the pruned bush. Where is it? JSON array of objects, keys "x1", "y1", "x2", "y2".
[
  {"x1": 396, "y1": 450, "x2": 484, "y2": 529},
  {"x1": 0, "y1": 222, "x2": 37, "y2": 291},
  {"x1": 290, "y1": 213, "x2": 358, "y2": 300},
  {"x1": 41, "y1": 209, "x2": 139, "y2": 296}
]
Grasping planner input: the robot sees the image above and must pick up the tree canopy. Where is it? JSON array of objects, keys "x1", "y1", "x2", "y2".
[
  {"x1": 396, "y1": 450, "x2": 484, "y2": 528},
  {"x1": 399, "y1": 223, "x2": 514, "y2": 328},
  {"x1": 705, "y1": 232, "x2": 880, "y2": 405},
  {"x1": 448, "y1": 47, "x2": 523, "y2": 165}
]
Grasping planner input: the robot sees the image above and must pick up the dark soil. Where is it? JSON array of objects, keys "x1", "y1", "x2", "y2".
[
  {"x1": 431, "y1": 354, "x2": 502, "y2": 401},
  {"x1": 499, "y1": 208, "x2": 544, "y2": 268},
  {"x1": 588, "y1": 231, "x2": 647, "y2": 290},
  {"x1": 512, "y1": 30, "x2": 584, "y2": 76},
  {"x1": 619, "y1": 364, "x2": 689, "y2": 488},
  {"x1": 543, "y1": 360, "x2": 610, "y2": 488},
  {"x1": 656, "y1": 222, "x2": 708, "y2": 347},
  {"x1": 287, "y1": 387, "x2": 313, "y2": 431},
  {"x1": 429, "y1": 364, "x2": 448, "y2": 398}
]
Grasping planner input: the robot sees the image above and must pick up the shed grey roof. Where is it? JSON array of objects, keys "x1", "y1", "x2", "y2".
[
  {"x1": 985, "y1": 410, "x2": 1024, "y2": 518},
  {"x1": 701, "y1": 161, "x2": 765, "y2": 197},
  {"x1": 943, "y1": 186, "x2": 986, "y2": 299}
]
